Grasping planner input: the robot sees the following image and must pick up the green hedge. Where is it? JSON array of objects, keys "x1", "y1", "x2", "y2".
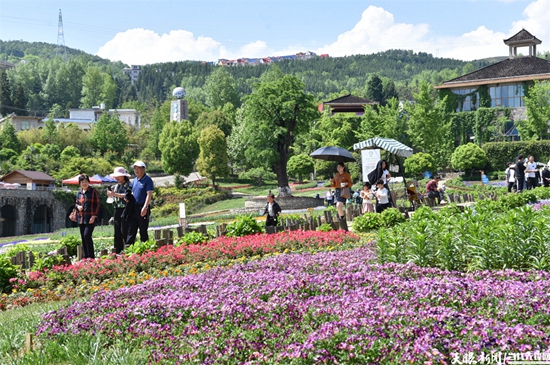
[{"x1": 483, "y1": 140, "x2": 550, "y2": 172}]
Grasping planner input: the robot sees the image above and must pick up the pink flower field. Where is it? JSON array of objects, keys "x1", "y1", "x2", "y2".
[{"x1": 38, "y1": 243, "x2": 550, "y2": 364}]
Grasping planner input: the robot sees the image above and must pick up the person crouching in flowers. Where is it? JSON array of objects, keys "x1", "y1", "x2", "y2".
[
  {"x1": 75, "y1": 174, "x2": 100, "y2": 259},
  {"x1": 263, "y1": 193, "x2": 282, "y2": 227}
]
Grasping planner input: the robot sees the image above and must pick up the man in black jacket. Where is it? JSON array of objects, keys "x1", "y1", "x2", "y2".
[{"x1": 516, "y1": 155, "x2": 526, "y2": 192}]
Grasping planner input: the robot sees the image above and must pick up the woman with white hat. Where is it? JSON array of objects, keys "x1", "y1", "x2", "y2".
[{"x1": 107, "y1": 167, "x2": 132, "y2": 254}]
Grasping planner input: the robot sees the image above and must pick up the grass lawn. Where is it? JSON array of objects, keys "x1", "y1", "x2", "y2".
[{"x1": 194, "y1": 197, "x2": 245, "y2": 214}]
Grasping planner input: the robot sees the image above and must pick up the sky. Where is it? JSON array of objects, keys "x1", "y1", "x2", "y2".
[{"x1": 1, "y1": 0, "x2": 549, "y2": 66}]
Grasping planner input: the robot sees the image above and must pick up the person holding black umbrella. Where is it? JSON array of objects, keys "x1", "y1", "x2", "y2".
[{"x1": 330, "y1": 162, "x2": 352, "y2": 231}]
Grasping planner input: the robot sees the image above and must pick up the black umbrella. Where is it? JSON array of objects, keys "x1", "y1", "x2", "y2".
[{"x1": 310, "y1": 146, "x2": 356, "y2": 162}]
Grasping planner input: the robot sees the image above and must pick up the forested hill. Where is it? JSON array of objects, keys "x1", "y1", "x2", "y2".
[
  {"x1": 0, "y1": 40, "x2": 124, "y2": 68},
  {"x1": 136, "y1": 50, "x2": 495, "y2": 101},
  {"x1": 1, "y1": 40, "x2": 495, "y2": 102}
]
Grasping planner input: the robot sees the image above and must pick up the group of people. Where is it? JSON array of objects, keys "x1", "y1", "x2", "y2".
[
  {"x1": 505, "y1": 155, "x2": 550, "y2": 193},
  {"x1": 72, "y1": 161, "x2": 154, "y2": 259}
]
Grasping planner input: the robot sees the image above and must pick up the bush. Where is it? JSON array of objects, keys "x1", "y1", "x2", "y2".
[
  {"x1": 451, "y1": 143, "x2": 488, "y2": 172},
  {"x1": 31, "y1": 253, "x2": 66, "y2": 272},
  {"x1": 379, "y1": 208, "x2": 406, "y2": 227},
  {"x1": 316, "y1": 223, "x2": 333, "y2": 232},
  {"x1": 403, "y1": 152, "x2": 436, "y2": 178},
  {"x1": 125, "y1": 239, "x2": 158, "y2": 255},
  {"x1": 225, "y1": 215, "x2": 264, "y2": 237},
  {"x1": 58, "y1": 235, "x2": 81, "y2": 257},
  {"x1": 176, "y1": 232, "x2": 208, "y2": 246},
  {"x1": 351, "y1": 213, "x2": 382, "y2": 232},
  {"x1": 0, "y1": 255, "x2": 18, "y2": 293},
  {"x1": 483, "y1": 140, "x2": 550, "y2": 172}
]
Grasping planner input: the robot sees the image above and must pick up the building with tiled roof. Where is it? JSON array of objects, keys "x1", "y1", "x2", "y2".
[
  {"x1": 320, "y1": 94, "x2": 378, "y2": 116},
  {"x1": 435, "y1": 29, "x2": 550, "y2": 112}
]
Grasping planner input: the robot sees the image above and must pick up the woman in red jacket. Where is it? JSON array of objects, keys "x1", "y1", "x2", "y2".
[{"x1": 75, "y1": 174, "x2": 100, "y2": 259}]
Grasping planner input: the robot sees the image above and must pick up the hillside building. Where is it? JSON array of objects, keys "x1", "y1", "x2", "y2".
[
  {"x1": 435, "y1": 29, "x2": 550, "y2": 114},
  {"x1": 123, "y1": 65, "x2": 141, "y2": 84}
]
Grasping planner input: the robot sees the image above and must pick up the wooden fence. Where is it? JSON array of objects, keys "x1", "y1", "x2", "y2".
[{"x1": 9, "y1": 246, "x2": 71, "y2": 269}]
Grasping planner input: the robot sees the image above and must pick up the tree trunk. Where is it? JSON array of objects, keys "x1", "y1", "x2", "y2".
[
  {"x1": 275, "y1": 146, "x2": 291, "y2": 197},
  {"x1": 212, "y1": 175, "x2": 217, "y2": 190}
]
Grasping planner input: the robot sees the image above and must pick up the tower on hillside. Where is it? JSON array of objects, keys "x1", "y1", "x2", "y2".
[{"x1": 55, "y1": 9, "x2": 68, "y2": 62}]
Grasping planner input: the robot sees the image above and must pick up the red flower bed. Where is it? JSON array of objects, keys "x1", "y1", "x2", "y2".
[{"x1": 10, "y1": 230, "x2": 359, "y2": 297}]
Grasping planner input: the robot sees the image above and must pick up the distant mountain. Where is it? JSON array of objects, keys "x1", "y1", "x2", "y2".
[{"x1": 0, "y1": 39, "x2": 111, "y2": 65}]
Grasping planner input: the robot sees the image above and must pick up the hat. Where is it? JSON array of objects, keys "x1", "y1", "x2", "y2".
[
  {"x1": 132, "y1": 161, "x2": 146, "y2": 168},
  {"x1": 111, "y1": 167, "x2": 130, "y2": 178}
]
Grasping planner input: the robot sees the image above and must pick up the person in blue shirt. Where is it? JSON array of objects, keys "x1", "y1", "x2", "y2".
[{"x1": 126, "y1": 161, "x2": 154, "y2": 245}]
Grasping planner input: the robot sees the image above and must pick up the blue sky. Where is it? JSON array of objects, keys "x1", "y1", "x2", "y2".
[{"x1": 1, "y1": 0, "x2": 549, "y2": 65}]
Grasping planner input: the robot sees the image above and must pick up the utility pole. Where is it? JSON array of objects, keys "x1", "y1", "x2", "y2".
[{"x1": 55, "y1": 9, "x2": 68, "y2": 62}]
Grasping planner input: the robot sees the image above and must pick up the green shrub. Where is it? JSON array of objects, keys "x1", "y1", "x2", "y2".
[
  {"x1": 351, "y1": 213, "x2": 382, "y2": 232},
  {"x1": 0, "y1": 255, "x2": 18, "y2": 293},
  {"x1": 57, "y1": 235, "x2": 81, "y2": 257},
  {"x1": 225, "y1": 215, "x2": 264, "y2": 237},
  {"x1": 483, "y1": 140, "x2": 550, "y2": 172},
  {"x1": 31, "y1": 253, "x2": 66, "y2": 272},
  {"x1": 125, "y1": 239, "x2": 158, "y2": 255},
  {"x1": 176, "y1": 232, "x2": 208, "y2": 246},
  {"x1": 380, "y1": 208, "x2": 406, "y2": 227},
  {"x1": 2, "y1": 244, "x2": 31, "y2": 258},
  {"x1": 316, "y1": 223, "x2": 333, "y2": 232}
]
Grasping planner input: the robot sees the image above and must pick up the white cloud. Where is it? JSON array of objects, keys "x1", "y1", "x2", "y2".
[
  {"x1": 96, "y1": 28, "x2": 222, "y2": 64},
  {"x1": 315, "y1": 1, "x2": 550, "y2": 61},
  {"x1": 96, "y1": 1, "x2": 550, "y2": 65},
  {"x1": 511, "y1": 0, "x2": 550, "y2": 46},
  {"x1": 314, "y1": 6, "x2": 431, "y2": 57}
]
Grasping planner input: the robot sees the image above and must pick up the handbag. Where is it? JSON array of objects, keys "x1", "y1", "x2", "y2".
[
  {"x1": 341, "y1": 187, "x2": 351, "y2": 199},
  {"x1": 69, "y1": 209, "x2": 78, "y2": 222}
]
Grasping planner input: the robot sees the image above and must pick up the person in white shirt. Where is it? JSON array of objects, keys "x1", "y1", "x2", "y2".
[
  {"x1": 525, "y1": 155, "x2": 538, "y2": 190},
  {"x1": 505, "y1": 162, "x2": 516, "y2": 193},
  {"x1": 375, "y1": 179, "x2": 391, "y2": 213}
]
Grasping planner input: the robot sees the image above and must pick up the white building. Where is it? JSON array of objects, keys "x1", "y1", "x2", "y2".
[
  {"x1": 123, "y1": 65, "x2": 141, "y2": 84},
  {"x1": 68, "y1": 106, "x2": 141, "y2": 128}
]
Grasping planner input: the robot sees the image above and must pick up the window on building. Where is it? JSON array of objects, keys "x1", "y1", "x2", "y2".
[
  {"x1": 21, "y1": 121, "x2": 30, "y2": 130},
  {"x1": 490, "y1": 84, "x2": 524, "y2": 108},
  {"x1": 452, "y1": 88, "x2": 479, "y2": 111}
]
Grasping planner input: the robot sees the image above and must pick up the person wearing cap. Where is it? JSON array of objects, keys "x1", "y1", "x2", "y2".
[
  {"x1": 127, "y1": 161, "x2": 154, "y2": 245},
  {"x1": 107, "y1": 167, "x2": 132, "y2": 254},
  {"x1": 425, "y1": 175, "x2": 442, "y2": 205}
]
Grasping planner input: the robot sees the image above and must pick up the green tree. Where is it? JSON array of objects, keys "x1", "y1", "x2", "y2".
[
  {"x1": 242, "y1": 74, "x2": 319, "y2": 196},
  {"x1": 450, "y1": 143, "x2": 488, "y2": 173},
  {"x1": 287, "y1": 154, "x2": 315, "y2": 183},
  {"x1": 356, "y1": 98, "x2": 406, "y2": 142},
  {"x1": 11, "y1": 82, "x2": 27, "y2": 116},
  {"x1": 196, "y1": 125, "x2": 229, "y2": 188},
  {"x1": 101, "y1": 73, "x2": 117, "y2": 109},
  {"x1": 144, "y1": 101, "x2": 170, "y2": 159},
  {"x1": 365, "y1": 74, "x2": 384, "y2": 104},
  {"x1": 90, "y1": 112, "x2": 129, "y2": 156},
  {"x1": 80, "y1": 66, "x2": 103, "y2": 108},
  {"x1": 518, "y1": 80, "x2": 550, "y2": 140},
  {"x1": 41, "y1": 117, "x2": 59, "y2": 145},
  {"x1": 158, "y1": 120, "x2": 198, "y2": 176},
  {"x1": 60, "y1": 145, "x2": 81, "y2": 164},
  {"x1": 0, "y1": 70, "x2": 13, "y2": 116},
  {"x1": 204, "y1": 67, "x2": 241, "y2": 110},
  {"x1": 403, "y1": 152, "x2": 436, "y2": 177},
  {"x1": 0, "y1": 120, "x2": 20, "y2": 152},
  {"x1": 195, "y1": 110, "x2": 233, "y2": 137},
  {"x1": 406, "y1": 82, "x2": 452, "y2": 168}
]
